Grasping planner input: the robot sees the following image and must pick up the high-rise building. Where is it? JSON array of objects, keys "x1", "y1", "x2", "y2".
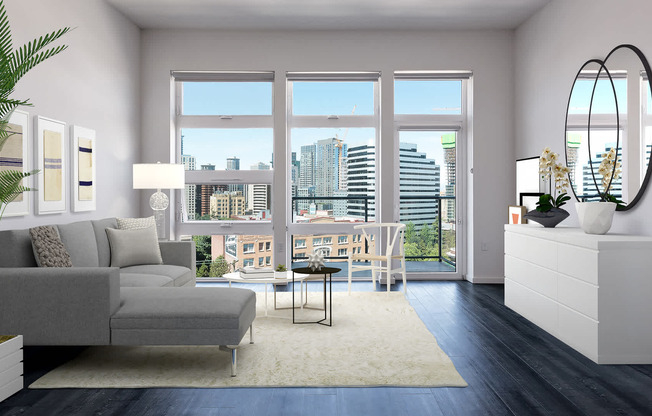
[
  {"x1": 441, "y1": 133, "x2": 456, "y2": 223},
  {"x1": 315, "y1": 138, "x2": 347, "y2": 200},
  {"x1": 399, "y1": 142, "x2": 440, "y2": 230},
  {"x1": 198, "y1": 164, "x2": 222, "y2": 217},
  {"x1": 346, "y1": 143, "x2": 376, "y2": 220},
  {"x1": 181, "y1": 154, "x2": 196, "y2": 220},
  {"x1": 566, "y1": 132, "x2": 582, "y2": 195},
  {"x1": 226, "y1": 156, "x2": 244, "y2": 196},
  {"x1": 210, "y1": 191, "x2": 246, "y2": 219},
  {"x1": 247, "y1": 162, "x2": 271, "y2": 216}
]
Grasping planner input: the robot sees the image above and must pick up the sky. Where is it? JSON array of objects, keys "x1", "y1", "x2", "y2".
[{"x1": 181, "y1": 80, "x2": 461, "y2": 170}]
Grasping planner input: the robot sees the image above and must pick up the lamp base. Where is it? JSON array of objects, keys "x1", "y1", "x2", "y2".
[{"x1": 150, "y1": 189, "x2": 169, "y2": 240}]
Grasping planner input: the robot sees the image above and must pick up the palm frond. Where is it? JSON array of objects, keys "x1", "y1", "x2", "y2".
[
  {"x1": 0, "y1": 1, "x2": 13, "y2": 60},
  {"x1": 0, "y1": 168, "x2": 38, "y2": 204},
  {"x1": 8, "y1": 28, "x2": 70, "y2": 85}
]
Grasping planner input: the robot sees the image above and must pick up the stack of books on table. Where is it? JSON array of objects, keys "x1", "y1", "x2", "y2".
[{"x1": 239, "y1": 267, "x2": 274, "y2": 279}]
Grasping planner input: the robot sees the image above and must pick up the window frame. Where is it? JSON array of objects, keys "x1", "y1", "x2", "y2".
[
  {"x1": 286, "y1": 73, "x2": 381, "y2": 253},
  {"x1": 393, "y1": 72, "x2": 469, "y2": 280},
  {"x1": 173, "y1": 71, "x2": 275, "y2": 238}
]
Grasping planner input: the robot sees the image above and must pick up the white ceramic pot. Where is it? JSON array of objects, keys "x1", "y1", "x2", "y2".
[{"x1": 575, "y1": 202, "x2": 616, "y2": 235}]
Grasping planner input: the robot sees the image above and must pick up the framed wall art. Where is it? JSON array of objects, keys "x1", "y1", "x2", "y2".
[
  {"x1": 71, "y1": 125, "x2": 96, "y2": 212},
  {"x1": 36, "y1": 116, "x2": 66, "y2": 215},
  {"x1": 508, "y1": 205, "x2": 527, "y2": 224},
  {"x1": 0, "y1": 110, "x2": 30, "y2": 217}
]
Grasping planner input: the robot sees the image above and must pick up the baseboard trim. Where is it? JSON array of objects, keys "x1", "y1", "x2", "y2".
[{"x1": 466, "y1": 275, "x2": 504, "y2": 284}]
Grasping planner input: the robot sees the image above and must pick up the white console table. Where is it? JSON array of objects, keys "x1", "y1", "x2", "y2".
[{"x1": 504, "y1": 225, "x2": 652, "y2": 364}]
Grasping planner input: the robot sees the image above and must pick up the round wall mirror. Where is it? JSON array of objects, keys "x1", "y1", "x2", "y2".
[
  {"x1": 565, "y1": 44, "x2": 652, "y2": 210},
  {"x1": 564, "y1": 59, "x2": 620, "y2": 204}
]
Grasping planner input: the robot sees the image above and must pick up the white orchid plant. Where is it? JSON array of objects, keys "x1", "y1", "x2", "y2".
[
  {"x1": 597, "y1": 148, "x2": 624, "y2": 207},
  {"x1": 536, "y1": 147, "x2": 571, "y2": 212}
]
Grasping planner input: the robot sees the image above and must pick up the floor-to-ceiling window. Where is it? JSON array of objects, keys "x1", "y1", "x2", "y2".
[{"x1": 394, "y1": 73, "x2": 469, "y2": 278}]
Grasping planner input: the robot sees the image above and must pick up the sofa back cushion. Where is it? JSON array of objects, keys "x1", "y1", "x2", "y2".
[
  {"x1": 56, "y1": 221, "x2": 99, "y2": 267},
  {"x1": 0, "y1": 229, "x2": 37, "y2": 267},
  {"x1": 92, "y1": 218, "x2": 117, "y2": 267}
]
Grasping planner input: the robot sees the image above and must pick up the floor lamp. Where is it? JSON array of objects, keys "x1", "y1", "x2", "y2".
[{"x1": 133, "y1": 162, "x2": 185, "y2": 240}]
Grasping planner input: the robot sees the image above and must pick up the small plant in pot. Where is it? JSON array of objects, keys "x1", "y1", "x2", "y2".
[
  {"x1": 274, "y1": 264, "x2": 287, "y2": 278},
  {"x1": 524, "y1": 147, "x2": 571, "y2": 228}
]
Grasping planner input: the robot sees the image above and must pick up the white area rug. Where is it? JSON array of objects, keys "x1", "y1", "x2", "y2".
[{"x1": 30, "y1": 292, "x2": 467, "y2": 388}]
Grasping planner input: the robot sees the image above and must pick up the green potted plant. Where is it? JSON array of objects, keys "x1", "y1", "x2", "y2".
[
  {"x1": 523, "y1": 147, "x2": 571, "y2": 227},
  {"x1": 274, "y1": 264, "x2": 287, "y2": 279},
  {"x1": 0, "y1": 0, "x2": 70, "y2": 220}
]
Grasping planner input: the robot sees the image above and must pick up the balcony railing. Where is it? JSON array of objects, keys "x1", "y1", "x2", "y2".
[{"x1": 291, "y1": 195, "x2": 456, "y2": 268}]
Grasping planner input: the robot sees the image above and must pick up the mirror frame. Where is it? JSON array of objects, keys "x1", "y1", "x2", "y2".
[
  {"x1": 564, "y1": 58, "x2": 620, "y2": 204},
  {"x1": 564, "y1": 44, "x2": 652, "y2": 211}
]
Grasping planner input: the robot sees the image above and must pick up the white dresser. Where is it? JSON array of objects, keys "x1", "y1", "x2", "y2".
[{"x1": 504, "y1": 225, "x2": 652, "y2": 364}]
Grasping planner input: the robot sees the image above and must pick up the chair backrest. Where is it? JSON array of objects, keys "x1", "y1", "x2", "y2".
[
  {"x1": 353, "y1": 223, "x2": 406, "y2": 256},
  {"x1": 313, "y1": 246, "x2": 332, "y2": 257}
]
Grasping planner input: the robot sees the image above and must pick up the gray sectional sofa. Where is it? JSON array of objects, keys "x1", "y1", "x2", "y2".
[{"x1": 0, "y1": 218, "x2": 256, "y2": 375}]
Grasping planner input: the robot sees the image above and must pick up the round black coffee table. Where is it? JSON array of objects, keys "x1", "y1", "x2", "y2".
[{"x1": 291, "y1": 266, "x2": 340, "y2": 326}]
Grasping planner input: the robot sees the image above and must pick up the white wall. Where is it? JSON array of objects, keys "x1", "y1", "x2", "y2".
[
  {"x1": 0, "y1": 0, "x2": 141, "y2": 230},
  {"x1": 515, "y1": 0, "x2": 652, "y2": 234},
  {"x1": 141, "y1": 29, "x2": 514, "y2": 282}
]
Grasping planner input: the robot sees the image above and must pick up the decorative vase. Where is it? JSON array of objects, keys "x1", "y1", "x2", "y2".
[
  {"x1": 575, "y1": 202, "x2": 616, "y2": 235},
  {"x1": 523, "y1": 207, "x2": 569, "y2": 228}
]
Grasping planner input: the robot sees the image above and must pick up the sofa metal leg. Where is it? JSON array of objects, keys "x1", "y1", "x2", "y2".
[
  {"x1": 250, "y1": 324, "x2": 254, "y2": 344},
  {"x1": 219, "y1": 345, "x2": 238, "y2": 377}
]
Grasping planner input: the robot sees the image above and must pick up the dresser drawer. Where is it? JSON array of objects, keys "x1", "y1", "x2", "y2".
[
  {"x1": 558, "y1": 304, "x2": 599, "y2": 361},
  {"x1": 505, "y1": 279, "x2": 557, "y2": 335},
  {"x1": 557, "y1": 244, "x2": 598, "y2": 285},
  {"x1": 505, "y1": 231, "x2": 557, "y2": 269},
  {"x1": 505, "y1": 255, "x2": 557, "y2": 300},
  {"x1": 557, "y1": 273, "x2": 598, "y2": 320}
]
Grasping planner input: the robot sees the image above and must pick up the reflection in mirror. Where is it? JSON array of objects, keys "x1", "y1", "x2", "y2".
[
  {"x1": 565, "y1": 45, "x2": 652, "y2": 210},
  {"x1": 565, "y1": 60, "x2": 621, "y2": 202}
]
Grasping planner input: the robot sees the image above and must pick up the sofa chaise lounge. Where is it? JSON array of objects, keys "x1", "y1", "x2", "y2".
[{"x1": 0, "y1": 218, "x2": 256, "y2": 376}]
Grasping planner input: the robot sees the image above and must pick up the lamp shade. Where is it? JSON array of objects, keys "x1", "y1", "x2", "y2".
[{"x1": 133, "y1": 163, "x2": 185, "y2": 189}]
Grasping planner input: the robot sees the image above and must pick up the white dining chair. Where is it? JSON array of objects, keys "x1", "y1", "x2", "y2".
[{"x1": 347, "y1": 223, "x2": 407, "y2": 294}]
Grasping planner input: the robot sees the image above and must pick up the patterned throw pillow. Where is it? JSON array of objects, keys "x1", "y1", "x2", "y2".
[
  {"x1": 116, "y1": 216, "x2": 157, "y2": 233},
  {"x1": 29, "y1": 226, "x2": 73, "y2": 267}
]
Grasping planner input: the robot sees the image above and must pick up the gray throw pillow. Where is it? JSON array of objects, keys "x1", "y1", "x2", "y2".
[
  {"x1": 105, "y1": 226, "x2": 163, "y2": 267},
  {"x1": 29, "y1": 226, "x2": 73, "y2": 268}
]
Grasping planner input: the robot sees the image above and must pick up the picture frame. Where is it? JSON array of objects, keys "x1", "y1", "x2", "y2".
[
  {"x1": 516, "y1": 156, "x2": 547, "y2": 204},
  {"x1": 0, "y1": 110, "x2": 30, "y2": 217},
  {"x1": 36, "y1": 116, "x2": 66, "y2": 215},
  {"x1": 508, "y1": 205, "x2": 527, "y2": 224},
  {"x1": 71, "y1": 125, "x2": 96, "y2": 212},
  {"x1": 519, "y1": 192, "x2": 544, "y2": 214}
]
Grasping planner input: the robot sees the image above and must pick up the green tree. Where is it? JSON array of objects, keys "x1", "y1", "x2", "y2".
[
  {"x1": 404, "y1": 222, "x2": 417, "y2": 245},
  {"x1": 210, "y1": 255, "x2": 230, "y2": 277},
  {"x1": 197, "y1": 262, "x2": 210, "y2": 278},
  {"x1": 193, "y1": 235, "x2": 212, "y2": 263}
]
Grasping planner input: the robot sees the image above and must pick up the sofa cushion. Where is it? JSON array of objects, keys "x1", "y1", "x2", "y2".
[
  {"x1": 0, "y1": 229, "x2": 37, "y2": 267},
  {"x1": 92, "y1": 218, "x2": 117, "y2": 267},
  {"x1": 111, "y1": 287, "x2": 256, "y2": 330},
  {"x1": 56, "y1": 221, "x2": 99, "y2": 267},
  {"x1": 119, "y1": 273, "x2": 174, "y2": 287},
  {"x1": 120, "y1": 264, "x2": 193, "y2": 287},
  {"x1": 29, "y1": 226, "x2": 73, "y2": 268},
  {"x1": 106, "y1": 226, "x2": 162, "y2": 267}
]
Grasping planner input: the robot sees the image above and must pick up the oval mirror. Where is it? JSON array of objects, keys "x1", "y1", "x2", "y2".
[
  {"x1": 565, "y1": 59, "x2": 620, "y2": 204},
  {"x1": 601, "y1": 44, "x2": 652, "y2": 210}
]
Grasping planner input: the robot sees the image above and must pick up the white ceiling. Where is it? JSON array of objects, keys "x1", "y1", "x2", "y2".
[{"x1": 106, "y1": 0, "x2": 552, "y2": 31}]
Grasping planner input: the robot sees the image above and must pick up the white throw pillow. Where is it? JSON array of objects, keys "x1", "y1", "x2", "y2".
[
  {"x1": 116, "y1": 216, "x2": 158, "y2": 239},
  {"x1": 105, "y1": 225, "x2": 163, "y2": 267}
]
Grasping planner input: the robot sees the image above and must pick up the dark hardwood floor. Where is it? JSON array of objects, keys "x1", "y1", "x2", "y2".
[{"x1": 2, "y1": 281, "x2": 652, "y2": 416}]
